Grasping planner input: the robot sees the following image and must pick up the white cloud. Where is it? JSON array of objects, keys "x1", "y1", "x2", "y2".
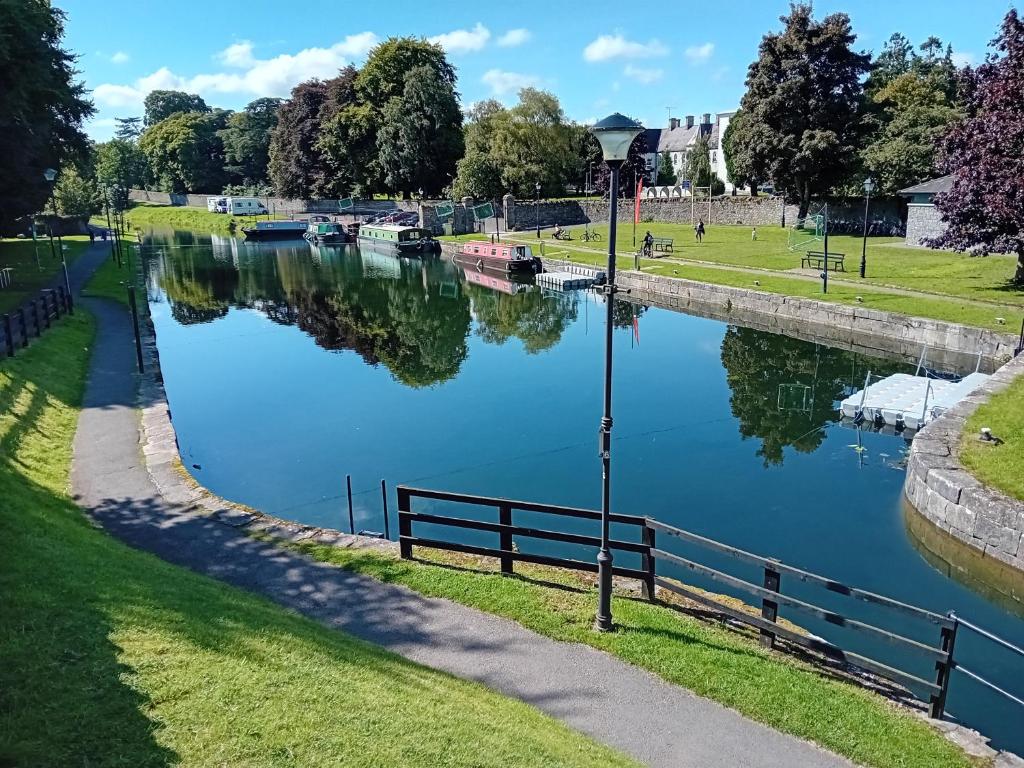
[
  {"x1": 110, "y1": 51, "x2": 130, "y2": 64},
  {"x1": 951, "y1": 51, "x2": 975, "y2": 67},
  {"x1": 623, "y1": 64, "x2": 664, "y2": 84},
  {"x1": 218, "y1": 40, "x2": 256, "y2": 68},
  {"x1": 684, "y1": 42, "x2": 715, "y2": 64},
  {"x1": 583, "y1": 34, "x2": 668, "y2": 62},
  {"x1": 497, "y1": 28, "x2": 531, "y2": 47},
  {"x1": 429, "y1": 23, "x2": 490, "y2": 54},
  {"x1": 481, "y1": 69, "x2": 538, "y2": 96},
  {"x1": 93, "y1": 33, "x2": 379, "y2": 109}
]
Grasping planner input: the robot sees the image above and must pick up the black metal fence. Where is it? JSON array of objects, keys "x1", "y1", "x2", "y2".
[
  {"x1": 396, "y1": 484, "x2": 1024, "y2": 723},
  {"x1": 1, "y1": 286, "x2": 73, "y2": 360}
]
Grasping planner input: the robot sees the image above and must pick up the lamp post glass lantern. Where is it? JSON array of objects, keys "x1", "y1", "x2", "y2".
[
  {"x1": 589, "y1": 113, "x2": 643, "y2": 632},
  {"x1": 860, "y1": 177, "x2": 875, "y2": 279}
]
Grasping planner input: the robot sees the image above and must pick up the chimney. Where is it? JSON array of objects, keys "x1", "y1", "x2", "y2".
[
  {"x1": 668, "y1": 117, "x2": 680, "y2": 130},
  {"x1": 685, "y1": 115, "x2": 694, "y2": 129},
  {"x1": 701, "y1": 112, "x2": 711, "y2": 125}
]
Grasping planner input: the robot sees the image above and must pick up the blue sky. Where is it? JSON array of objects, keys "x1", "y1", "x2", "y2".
[{"x1": 61, "y1": 0, "x2": 1015, "y2": 141}]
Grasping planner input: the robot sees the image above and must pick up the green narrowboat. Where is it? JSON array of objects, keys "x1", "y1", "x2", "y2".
[{"x1": 356, "y1": 224, "x2": 439, "y2": 255}]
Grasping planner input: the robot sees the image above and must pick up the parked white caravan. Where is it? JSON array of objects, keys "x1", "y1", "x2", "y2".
[
  {"x1": 207, "y1": 196, "x2": 227, "y2": 213},
  {"x1": 226, "y1": 197, "x2": 268, "y2": 216}
]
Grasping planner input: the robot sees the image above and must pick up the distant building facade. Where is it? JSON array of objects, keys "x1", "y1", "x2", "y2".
[
  {"x1": 898, "y1": 175, "x2": 952, "y2": 246},
  {"x1": 641, "y1": 111, "x2": 736, "y2": 192}
]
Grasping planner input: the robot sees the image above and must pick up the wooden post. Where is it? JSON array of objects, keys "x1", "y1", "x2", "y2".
[
  {"x1": 17, "y1": 307, "x2": 28, "y2": 348},
  {"x1": 380, "y1": 479, "x2": 390, "y2": 541},
  {"x1": 760, "y1": 565, "x2": 781, "y2": 649},
  {"x1": 31, "y1": 299, "x2": 41, "y2": 337},
  {"x1": 52, "y1": 288, "x2": 62, "y2": 318},
  {"x1": 641, "y1": 525, "x2": 656, "y2": 601},
  {"x1": 2, "y1": 314, "x2": 13, "y2": 357},
  {"x1": 41, "y1": 291, "x2": 52, "y2": 328},
  {"x1": 397, "y1": 486, "x2": 412, "y2": 559},
  {"x1": 498, "y1": 503, "x2": 513, "y2": 575},
  {"x1": 58, "y1": 285, "x2": 69, "y2": 314},
  {"x1": 929, "y1": 618, "x2": 959, "y2": 719}
]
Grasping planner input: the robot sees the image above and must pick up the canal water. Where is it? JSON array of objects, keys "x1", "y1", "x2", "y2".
[{"x1": 141, "y1": 228, "x2": 1024, "y2": 754}]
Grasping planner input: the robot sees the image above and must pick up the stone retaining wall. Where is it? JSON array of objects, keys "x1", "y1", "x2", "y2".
[
  {"x1": 540, "y1": 256, "x2": 1017, "y2": 368},
  {"x1": 903, "y1": 354, "x2": 1024, "y2": 571},
  {"x1": 128, "y1": 188, "x2": 415, "y2": 215}
]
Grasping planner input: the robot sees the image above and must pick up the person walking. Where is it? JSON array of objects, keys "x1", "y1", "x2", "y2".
[
  {"x1": 695, "y1": 219, "x2": 705, "y2": 243},
  {"x1": 751, "y1": 226, "x2": 758, "y2": 241},
  {"x1": 643, "y1": 230, "x2": 653, "y2": 257}
]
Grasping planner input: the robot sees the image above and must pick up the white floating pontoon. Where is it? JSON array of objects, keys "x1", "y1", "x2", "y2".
[
  {"x1": 840, "y1": 371, "x2": 990, "y2": 431},
  {"x1": 534, "y1": 271, "x2": 596, "y2": 291}
]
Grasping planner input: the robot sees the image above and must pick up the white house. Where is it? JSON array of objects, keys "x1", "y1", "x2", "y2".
[{"x1": 641, "y1": 111, "x2": 736, "y2": 192}]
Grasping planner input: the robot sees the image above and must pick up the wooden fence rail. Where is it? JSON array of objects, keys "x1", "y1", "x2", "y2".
[
  {"x1": 1, "y1": 286, "x2": 71, "y2": 360},
  {"x1": 396, "y1": 485, "x2": 971, "y2": 718}
]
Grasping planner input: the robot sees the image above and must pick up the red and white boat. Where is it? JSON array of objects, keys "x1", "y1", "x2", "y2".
[{"x1": 453, "y1": 240, "x2": 541, "y2": 273}]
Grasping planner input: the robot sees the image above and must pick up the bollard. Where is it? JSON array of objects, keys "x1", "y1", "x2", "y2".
[
  {"x1": 381, "y1": 479, "x2": 390, "y2": 540},
  {"x1": 346, "y1": 474, "x2": 355, "y2": 534},
  {"x1": 2, "y1": 314, "x2": 13, "y2": 357},
  {"x1": 127, "y1": 285, "x2": 144, "y2": 372},
  {"x1": 17, "y1": 307, "x2": 28, "y2": 348}
]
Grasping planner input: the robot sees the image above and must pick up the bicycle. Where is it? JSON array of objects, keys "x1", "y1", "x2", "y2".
[{"x1": 580, "y1": 229, "x2": 602, "y2": 242}]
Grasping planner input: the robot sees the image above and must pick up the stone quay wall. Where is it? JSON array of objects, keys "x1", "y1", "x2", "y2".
[
  {"x1": 903, "y1": 354, "x2": 1024, "y2": 572},
  {"x1": 128, "y1": 188, "x2": 416, "y2": 215}
]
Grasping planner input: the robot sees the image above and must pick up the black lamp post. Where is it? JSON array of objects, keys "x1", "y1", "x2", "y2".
[
  {"x1": 860, "y1": 177, "x2": 875, "y2": 279},
  {"x1": 535, "y1": 181, "x2": 541, "y2": 238},
  {"x1": 43, "y1": 168, "x2": 58, "y2": 262},
  {"x1": 589, "y1": 112, "x2": 643, "y2": 632},
  {"x1": 44, "y1": 168, "x2": 73, "y2": 314}
]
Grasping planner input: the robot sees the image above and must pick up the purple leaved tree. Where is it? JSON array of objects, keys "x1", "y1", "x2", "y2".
[{"x1": 932, "y1": 9, "x2": 1024, "y2": 284}]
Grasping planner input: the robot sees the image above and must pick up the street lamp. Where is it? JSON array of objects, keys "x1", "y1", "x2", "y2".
[
  {"x1": 589, "y1": 112, "x2": 643, "y2": 632},
  {"x1": 535, "y1": 181, "x2": 541, "y2": 238},
  {"x1": 43, "y1": 168, "x2": 73, "y2": 313},
  {"x1": 860, "y1": 177, "x2": 875, "y2": 279}
]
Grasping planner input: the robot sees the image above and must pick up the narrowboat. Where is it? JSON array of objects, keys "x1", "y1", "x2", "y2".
[
  {"x1": 242, "y1": 220, "x2": 307, "y2": 242},
  {"x1": 304, "y1": 221, "x2": 349, "y2": 245},
  {"x1": 357, "y1": 224, "x2": 439, "y2": 255},
  {"x1": 453, "y1": 240, "x2": 541, "y2": 273}
]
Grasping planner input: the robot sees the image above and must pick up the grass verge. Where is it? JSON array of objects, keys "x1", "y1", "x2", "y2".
[
  {"x1": 0, "y1": 236, "x2": 90, "y2": 313},
  {"x1": 81, "y1": 247, "x2": 138, "y2": 305},
  {"x1": 962, "y1": 373, "x2": 1024, "y2": 502},
  {"x1": 0, "y1": 314, "x2": 637, "y2": 768},
  {"x1": 268, "y1": 538, "x2": 976, "y2": 768},
  {"x1": 123, "y1": 201, "x2": 283, "y2": 234}
]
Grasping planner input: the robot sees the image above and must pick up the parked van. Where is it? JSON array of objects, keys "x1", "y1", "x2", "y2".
[
  {"x1": 207, "y1": 196, "x2": 227, "y2": 213},
  {"x1": 226, "y1": 197, "x2": 268, "y2": 216}
]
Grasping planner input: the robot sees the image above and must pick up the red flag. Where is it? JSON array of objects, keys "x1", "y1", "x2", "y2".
[
  {"x1": 634, "y1": 177, "x2": 643, "y2": 224},
  {"x1": 632, "y1": 310, "x2": 640, "y2": 345}
]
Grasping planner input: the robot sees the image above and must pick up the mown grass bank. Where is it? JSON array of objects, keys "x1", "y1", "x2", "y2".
[
  {"x1": 0, "y1": 236, "x2": 90, "y2": 313},
  {"x1": 268, "y1": 537, "x2": 976, "y2": 768},
  {"x1": 962, "y1": 373, "x2": 1024, "y2": 502},
  {"x1": 120, "y1": 201, "x2": 285, "y2": 235},
  {"x1": 0, "y1": 313, "x2": 637, "y2": 768}
]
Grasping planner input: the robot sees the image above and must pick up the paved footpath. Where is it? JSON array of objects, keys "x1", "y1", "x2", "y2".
[{"x1": 68, "y1": 244, "x2": 854, "y2": 768}]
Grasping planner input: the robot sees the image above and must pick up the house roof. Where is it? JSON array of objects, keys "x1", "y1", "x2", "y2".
[
  {"x1": 644, "y1": 123, "x2": 713, "y2": 153},
  {"x1": 898, "y1": 175, "x2": 954, "y2": 197}
]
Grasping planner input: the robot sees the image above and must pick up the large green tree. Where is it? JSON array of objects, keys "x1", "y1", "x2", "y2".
[
  {"x1": 143, "y1": 90, "x2": 210, "y2": 126},
  {"x1": 94, "y1": 138, "x2": 149, "y2": 208},
  {"x1": 219, "y1": 97, "x2": 282, "y2": 185},
  {"x1": 53, "y1": 167, "x2": 101, "y2": 218},
  {"x1": 730, "y1": 4, "x2": 871, "y2": 217},
  {"x1": 140, "y1": 111, "x2": 229, "y2": 193},
  {"x1": 268, "y1": 80, "x2": 329, "y2": 198},
  {"x1": 0, "y1": 0, "x2": 93, "y2": 229},
  {"x1": 453, "y1": 100, "x2": 513, "y2": 199}
]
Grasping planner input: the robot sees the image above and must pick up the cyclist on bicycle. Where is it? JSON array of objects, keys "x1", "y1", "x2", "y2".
[{"x1": 642, "y1": 230, "x2": 654, "y2": 257}]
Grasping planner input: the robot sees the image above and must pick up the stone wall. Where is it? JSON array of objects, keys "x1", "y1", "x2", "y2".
[
  {"x1": 905, "y1": 203, "x2": 946, "y2": 247},
  {"x1": 128, "y1": 188, "x2": 414, "y2": 216},
  {"x1": 505, "y1": 195, "x2": 905, "y2": 232},
  {"x1": 540, "y1": 256, "x2": 1017, "y2": 368},
  {"x1": 903, "y1": 354, "x2": 1024, "y2": 571}
]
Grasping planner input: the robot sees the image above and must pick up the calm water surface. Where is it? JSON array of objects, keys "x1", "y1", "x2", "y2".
[{"x1": 142, "y1": 228, "x2": 1024, "y2": 753}]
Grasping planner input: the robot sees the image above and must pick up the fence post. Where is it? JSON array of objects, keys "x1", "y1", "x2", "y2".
[
  {"x1": 127, "y1": 285, "x2": 144, "y2": 372},
  {"x1": 929, "y1": 615, "x2": 959, "y2": 719},
  {"x1": 641, "y1": 524, "x2": 656, "y2": 601},
  {"x1": 31, "y1": 299, "x2": 41, "y2": 337},
  {"x1": 397, "y1": 486, "x2": 412, "y2": 559},
  {"x1": 41, "y1": 291, "x2": 52, "y2": 328},
  {"x1": 760, "y1": 564, "x2": 781, "y2": 649},
  {"x1": 380, "y1": 479, "x2": 390, "y2": 541},
  {"x1": 498, "y1": 502, "x2": 513, "y2": 575},
  {"x1": 346, "y1": 474, "x2": 355, "y2": 534},
  {"x1": 2, "y1": 314, "x2": 13, "y2": 357},
  {"x1": 52, "y1": 288, "x2": 62, "y2": 318},
  {"x1": 17, "y1": 307, "x2": 28, "y2": 348},
  {"x1": 58, "y1": 285, "x2": 69, "y2": 314}
]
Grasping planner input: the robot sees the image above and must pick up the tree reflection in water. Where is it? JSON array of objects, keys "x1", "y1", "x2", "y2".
[
  {"x1": 465, "y1": 283, "x2": 578, "y2": 354},
  {"x1": 719, "y1": 325, "x2": 906, "y2": 467}
]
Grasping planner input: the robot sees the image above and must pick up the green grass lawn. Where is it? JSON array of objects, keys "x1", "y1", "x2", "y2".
[
  {"x1": 0, "y1": 314, "x2": 637, "y2": 768},
  {"x1": 122, "y1": 201, "x2": 286, "y2": 234},
  {"x1": 271, "y1": 539, "x2": 974, "y2": 768},
  {"x1": 0, "y1": 236, "x2": 90, "y2": 314},
  {"x1": 962, "y1": 373, "x2": 1024, "y2": 502},
  {"x1": 81, "y1": 244, "x2": 139, "y2": 305}
]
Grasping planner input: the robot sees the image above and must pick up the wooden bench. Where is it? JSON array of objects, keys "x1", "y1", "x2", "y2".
[
  {"x1": 651, "y1": 236, "x2": 674, "y2": 252},
  {"x1": 802, "y1": 251, "x2": 845, "y2": 271}
]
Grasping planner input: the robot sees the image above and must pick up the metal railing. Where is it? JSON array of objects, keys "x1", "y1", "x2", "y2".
[{"x1": 394, "y1": 485, "x2": 1024, "y2": 722}]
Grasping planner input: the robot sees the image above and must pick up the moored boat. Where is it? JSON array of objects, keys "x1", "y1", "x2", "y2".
[
  {"x1": 242, "y1": 220, "x2": 308, "y2": 242},
  {"x1": 453, "y1": 240, "x2": 541, "y2": 273},
  {"x1": 304, "y1": 221, "x2": 349, "y2": 245},
  {"x1": 356, "y1": 224, "x2": 439, "y2": 255}
]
